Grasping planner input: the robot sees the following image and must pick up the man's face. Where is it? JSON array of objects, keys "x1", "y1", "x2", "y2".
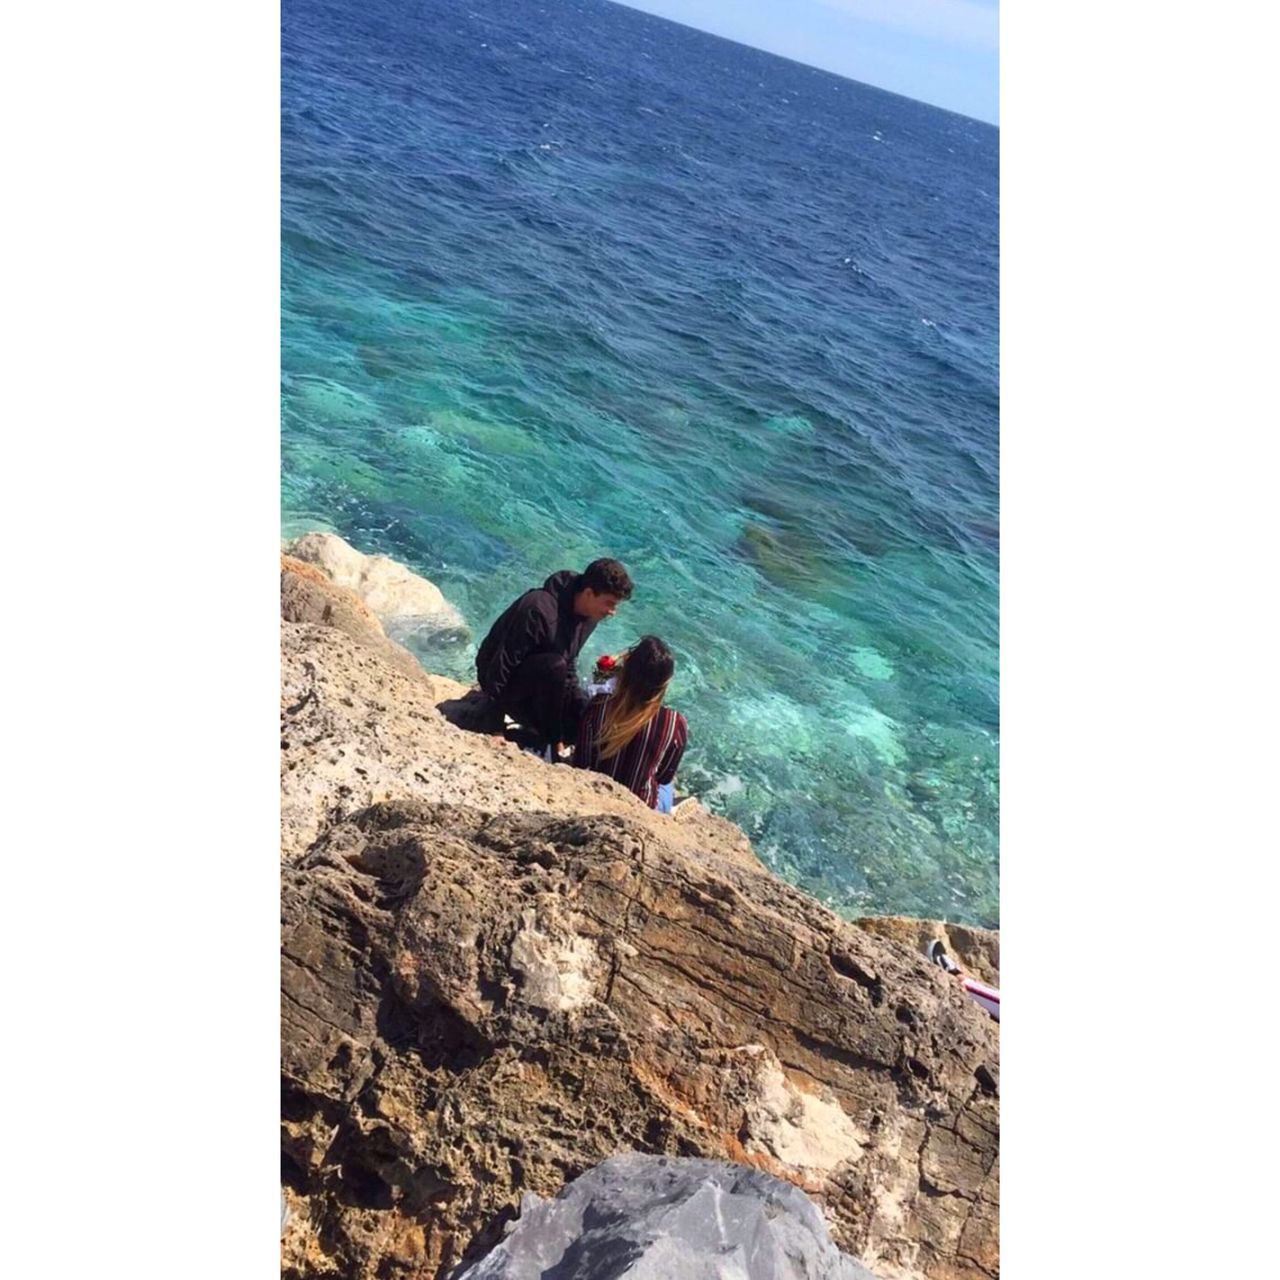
[{"x1": 576, "y1": 588, "x2": 622, "y2": 622}]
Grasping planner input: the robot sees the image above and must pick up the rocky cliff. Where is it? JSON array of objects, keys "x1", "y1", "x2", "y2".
[{"x1": 280, "y1": 544, "x2": 999, "y2": 1280}]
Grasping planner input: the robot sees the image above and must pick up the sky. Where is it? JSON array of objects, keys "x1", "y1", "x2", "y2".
[{"x1": 613, "y1": 0, "x2": 999, "y2": 124}]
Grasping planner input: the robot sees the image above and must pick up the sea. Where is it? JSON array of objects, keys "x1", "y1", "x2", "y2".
[{"x1": 282, "y1": 0, "x2": 1000, "y2": 927}]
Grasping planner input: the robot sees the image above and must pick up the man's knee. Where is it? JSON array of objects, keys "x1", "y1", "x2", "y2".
[
  {"x1": 506, "y1": 652, "x2": 569, "y2": 699},
  {"x1": 503, "y1": 653, "x2": 578, "y2": 740}
]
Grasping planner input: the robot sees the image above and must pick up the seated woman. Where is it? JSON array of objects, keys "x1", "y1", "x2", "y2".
[{"x1": 574, "y1": 635, "x2": 688, "y2": 812}]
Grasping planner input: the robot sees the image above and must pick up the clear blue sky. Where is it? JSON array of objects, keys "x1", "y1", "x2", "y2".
[{"x1": 613, "y1": 0, "x2": 999, "y2": 124}]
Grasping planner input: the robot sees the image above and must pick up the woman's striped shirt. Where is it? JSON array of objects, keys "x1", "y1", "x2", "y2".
[{"x1": 573, "y1": 695, "x2": 688, "y2": 809}]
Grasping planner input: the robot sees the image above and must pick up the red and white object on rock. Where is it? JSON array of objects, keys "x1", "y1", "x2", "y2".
[{"x1": 926, "y1": 939, "x2": 1000, "y2": 1021}]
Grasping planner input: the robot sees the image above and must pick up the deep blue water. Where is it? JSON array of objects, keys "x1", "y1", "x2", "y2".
[{"x1": 282, "y1": 0, "x2": 1000, "y2": 925}]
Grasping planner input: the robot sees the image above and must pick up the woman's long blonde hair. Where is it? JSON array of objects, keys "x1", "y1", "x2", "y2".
[{"x1": 598, "y1": 635, "x2": 675, "y2": 760}]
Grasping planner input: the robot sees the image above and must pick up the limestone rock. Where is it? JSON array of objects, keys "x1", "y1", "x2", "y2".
[
  {"x1": 283, "y1": 531, "x2": 468, "y2": 637},
  {"x1": 455, "y1": 1152, "x2": 879, "y2": 1279},
  {"x1": 280, "y1": 550, "x2": 999, "y2": 1280},
  {"x1": 281, "y1": 794, "x2": 998, "y2": 1280},
  {"x1": 280, "y1": 604, "x2": 758, "y2": 870},
  {"x1": 852, "y1": 917, "x2": 1000, "y2": 988},
  {"x1": 282, "y1": 555, "x2": 383, "y2": 637},
  {"x1": 281, "y1": 555, "x2": 429, "y2": 684}
]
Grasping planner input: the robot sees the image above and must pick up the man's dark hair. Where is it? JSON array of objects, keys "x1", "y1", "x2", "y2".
[{"x1": 579, "y1": 558, "x2": 633, "y2": 600}]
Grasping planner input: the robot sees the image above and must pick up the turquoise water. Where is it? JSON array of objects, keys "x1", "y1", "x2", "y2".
[{"x1": 282, "y1": 0, "x2": 999, "y2": 925}]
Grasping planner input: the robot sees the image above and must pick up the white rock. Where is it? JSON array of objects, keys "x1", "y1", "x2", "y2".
[
  {"x1": 508, "y1": 909, "x2": 600, "y2": 1013},
  {"x1": 744, "y1": 1055, "x2": 865, "y2": 1173},
  {"x1": 283, "y1": 531, "x2": 467, "y2": 635}
]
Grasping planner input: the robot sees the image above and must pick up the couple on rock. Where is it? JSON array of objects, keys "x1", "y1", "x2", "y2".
[{"x1": 474, "y1": 558, "x2": 688, "y2": 814}]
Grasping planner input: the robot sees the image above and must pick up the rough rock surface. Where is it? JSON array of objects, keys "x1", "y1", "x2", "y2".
[
  {"x1": 280, "y1": 555, "x2": 999, "y2": 1280},
  {"x1": 454, "y1": 1153, "x2": 878, "y2": 1279},
  {"x1": 283, "y1": 532, "x2": 468, "y2": 637},
  {"x1": 281, "y1": 555, "x2": 430, "y2": 684},
  {"x1": 280, "y1": 572, "x2": 757, "y2": 869},
  {"x1": 852, "y1": 919, "x2": 1000, "y2": 990}
]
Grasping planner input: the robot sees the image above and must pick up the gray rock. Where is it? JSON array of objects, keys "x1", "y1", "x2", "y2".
[{"x1": 456, "y1": 1154, "x2": 878, "y2": 1280}]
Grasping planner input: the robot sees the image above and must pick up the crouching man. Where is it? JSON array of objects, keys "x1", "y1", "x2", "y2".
[{"x1": 475, "y1": 558, "x2": 633, "y2": 750}]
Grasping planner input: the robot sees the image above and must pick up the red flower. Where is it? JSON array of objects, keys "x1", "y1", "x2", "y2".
[{"x1": 597, "y1": 654, "x2": 616, "y2": 670}]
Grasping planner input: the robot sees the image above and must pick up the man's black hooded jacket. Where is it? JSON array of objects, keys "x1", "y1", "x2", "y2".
[{"x1": 475, "y1": 570, "x2": 599, "y2": 705}]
